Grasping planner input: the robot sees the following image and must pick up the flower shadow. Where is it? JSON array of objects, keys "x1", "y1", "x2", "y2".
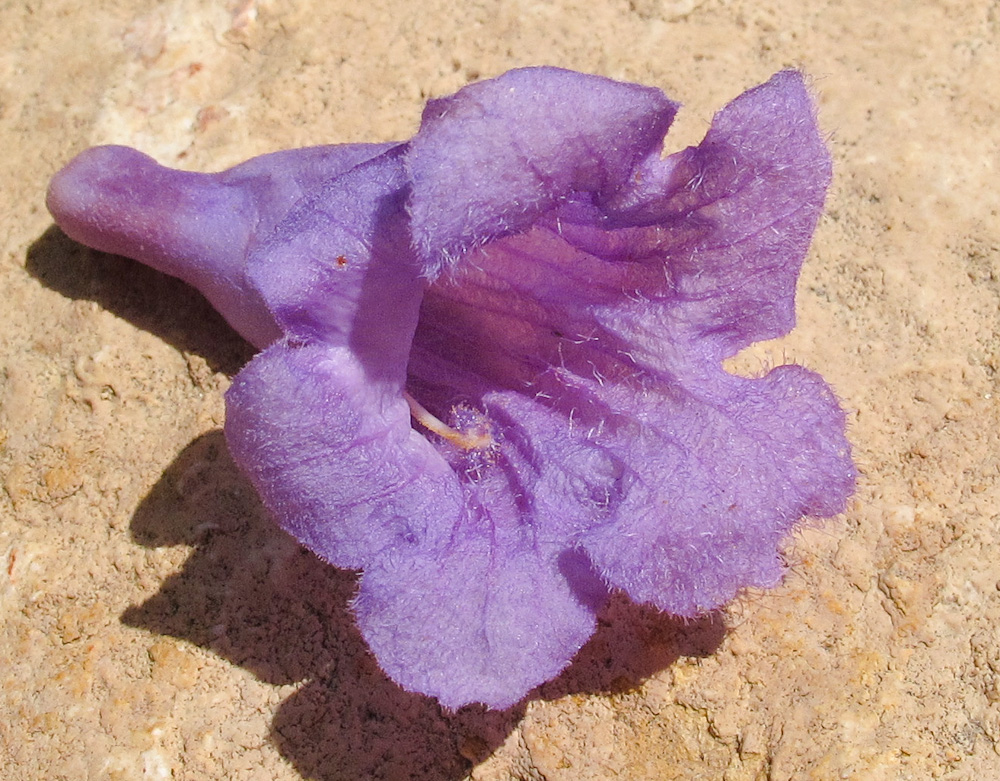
[
  {"x1": 25, "y1": 226, "x2": 254, "y2": 376},
  {"x1": 121, "y1": 431, "x2": 520, "y2": 778},
  {"x1": 32, "y1": 227, "x2": 724, "y2": 778}
]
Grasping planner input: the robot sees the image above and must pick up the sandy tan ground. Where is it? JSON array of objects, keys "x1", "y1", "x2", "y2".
[{"x1": 3, "y1": 0, "x2": 999, "y2": 778}]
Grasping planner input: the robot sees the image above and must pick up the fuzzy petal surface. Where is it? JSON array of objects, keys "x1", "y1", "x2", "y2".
[
  {"x1": 405, "y1": 70, "x2": 853, "y2": 619},
  {"x1": 407, "y1": 66, "x2": 678, "y2": 275}
]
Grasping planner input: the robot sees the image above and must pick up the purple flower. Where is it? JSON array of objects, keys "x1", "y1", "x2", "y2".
[{"x1": 47, "y1": 67, "x2": 855, "y2": 709}]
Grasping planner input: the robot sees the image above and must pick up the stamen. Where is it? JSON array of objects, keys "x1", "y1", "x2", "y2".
[{"x1": 404, "y1": 390, "x2": 493, "y2": 450}]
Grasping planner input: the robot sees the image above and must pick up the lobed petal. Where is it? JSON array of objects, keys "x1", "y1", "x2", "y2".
[
  {"x1": 354, "y1": 517, "x2": 603, "y2": 711},
  {"x1": 604, "y1": 70, "x2": 834, "y2": 360},
  {"x1": 225, "y1": 341, "x2": 462, "y2": 571},
  {"x1": 573, "y1": 364, "x2": 855, "y2": 616},
  {"x1": 406, "y1": 66, "x2": 678, "y2": 276}
]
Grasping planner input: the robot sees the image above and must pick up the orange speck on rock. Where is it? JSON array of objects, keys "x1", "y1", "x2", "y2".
[{"x1": 194, "y1": 105, "x2": 229, "y2": 133}]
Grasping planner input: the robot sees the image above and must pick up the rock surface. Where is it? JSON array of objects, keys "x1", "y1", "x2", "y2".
[{"x1": 3, "y1": 0, "x2": 999, "y2": 778}]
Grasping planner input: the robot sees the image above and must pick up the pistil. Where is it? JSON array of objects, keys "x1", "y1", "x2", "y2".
[{"x1": 404, "y1": 391, "x2": 493, "y2": 450}]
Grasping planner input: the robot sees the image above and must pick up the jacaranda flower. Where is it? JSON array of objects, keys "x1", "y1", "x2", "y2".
[{"x1": 47, "y1": 67, "x2": 855, "y2": 709}]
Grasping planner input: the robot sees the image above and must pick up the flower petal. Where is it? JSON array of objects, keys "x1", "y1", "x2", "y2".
[
  {"x1": 605, "y1": 70, "x2": 834, "y2": 359},
  {"x1": 225, "y1": 341, "x2": 462, "y2": 571},
  {"x1": 573, "y1": 364, "x2": 855, "y2": 616},
  {"x1": 406, "y1": 66, "x2": 678, "y2": 275},
  {"x1": 354, "y1": 528, "x2": 603, "y2": 710}
]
